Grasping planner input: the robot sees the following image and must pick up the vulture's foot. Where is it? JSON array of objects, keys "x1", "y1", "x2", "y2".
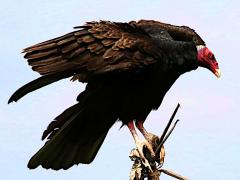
[
  {"x1": 134, "y1": 136, "x2": 155, "y2": 171},
  {"x1": 127, "y1": 121, "x2": 156, "y2": 171}
]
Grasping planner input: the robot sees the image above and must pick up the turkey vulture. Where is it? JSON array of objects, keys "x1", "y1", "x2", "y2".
[{"x1": 8, "y1": 20, "x2": 220, "y2": 170}]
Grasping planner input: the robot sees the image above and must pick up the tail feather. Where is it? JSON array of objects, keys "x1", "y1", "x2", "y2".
[
  {"x1": 27, "y1": 98, "x2": 116, "y2": 170},
  {"x1": 42, "y1": 103, "x2": 80, "y2": 140},
  {"x1": 58, "y1": 142, "x2": 79, "y2": 170},
  {"x1": 75, "y1": 133, "x2": 108, "y2": 164},
  {"x1": 28, "y1": 111, "x2": 81, "y2": 169}
]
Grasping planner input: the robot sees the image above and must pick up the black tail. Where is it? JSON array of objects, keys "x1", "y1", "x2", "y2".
[{"x1": 27, "y1": 88, "x2": 117, "y2": 170}]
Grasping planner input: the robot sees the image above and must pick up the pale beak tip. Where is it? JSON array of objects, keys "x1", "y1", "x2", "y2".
[{"x1": 215, "y1": 69, "x2": 221, "y2": 78}]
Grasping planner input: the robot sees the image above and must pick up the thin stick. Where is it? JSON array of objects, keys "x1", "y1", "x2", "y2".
[
  {"x1": 155, "y1": 103, "x2": 180, "y2": 154},
  {"x1": 158, "y1": 120, "x2": 179, "y2": 151},
  {"x1": 159, "y1": 169, "x2": 189, "y2": 180}
]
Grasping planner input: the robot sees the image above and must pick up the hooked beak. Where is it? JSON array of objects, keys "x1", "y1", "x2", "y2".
[
  {"x1": 196, "y1": 45, "x2": 221, "y2": 79},
  {"x1": 214, "y1": 69, "x2": 221, "y2": 78}
]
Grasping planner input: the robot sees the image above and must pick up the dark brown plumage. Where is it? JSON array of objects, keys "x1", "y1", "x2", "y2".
[{"x1": 9, "y1": 20, "x2": 208, "y2": 170}]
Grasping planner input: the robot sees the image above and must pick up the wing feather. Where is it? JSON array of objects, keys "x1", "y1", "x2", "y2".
[
  {"x1": 10, "y1": 21, "x2": 159, "y2": 102},
  {"x1": 23, "y1": 21, "x2": 158, "y2": 81}
]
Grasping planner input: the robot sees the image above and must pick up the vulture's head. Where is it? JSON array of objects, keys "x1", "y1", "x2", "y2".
[{"x1": 196, "y1": 45, "x2": 221, "y2": 78}]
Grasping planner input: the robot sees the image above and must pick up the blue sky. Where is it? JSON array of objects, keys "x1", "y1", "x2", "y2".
[{"x1": 1, "y1": 0, "x2": 240, "y2": 179}]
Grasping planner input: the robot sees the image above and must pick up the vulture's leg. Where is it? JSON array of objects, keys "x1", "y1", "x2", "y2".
[
  {"x1": 136, "y1": 120, "x2": 157, "y2": 144},
  {"x1": 127, "y1": 121, "x2": 154, "y2": 171},
  {"x1": 137, "y1": 120, "x2": 172, "y2": 166},
  {"x1": 136, "y1": 120, "x2": 161, "y2": 157}
]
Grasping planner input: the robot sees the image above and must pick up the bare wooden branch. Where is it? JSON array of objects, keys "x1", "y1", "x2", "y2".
[{"x1": 159, "y1": 169, "x2": 189, "y2": 180}]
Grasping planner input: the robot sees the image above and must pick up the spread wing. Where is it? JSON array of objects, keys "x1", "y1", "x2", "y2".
[
  {"x1": 9, "y1": 21, "x2": 161, "y2": 103},
  {"x1": 24, "y1": 21, "x2": 159, "y2": 80}
]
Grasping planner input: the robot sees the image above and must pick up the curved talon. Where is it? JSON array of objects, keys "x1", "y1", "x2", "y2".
[
  {"x1": 135, "y1": 138, "x2": 154, "y2": 172},
  {"x1": 144, "y1": 140, "x2": 156, "y2": 158}
]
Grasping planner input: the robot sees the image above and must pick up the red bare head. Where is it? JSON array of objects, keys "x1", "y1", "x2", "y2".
[{"x1": 197, "y1": 46, "x2": 221, "y2": 78}]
